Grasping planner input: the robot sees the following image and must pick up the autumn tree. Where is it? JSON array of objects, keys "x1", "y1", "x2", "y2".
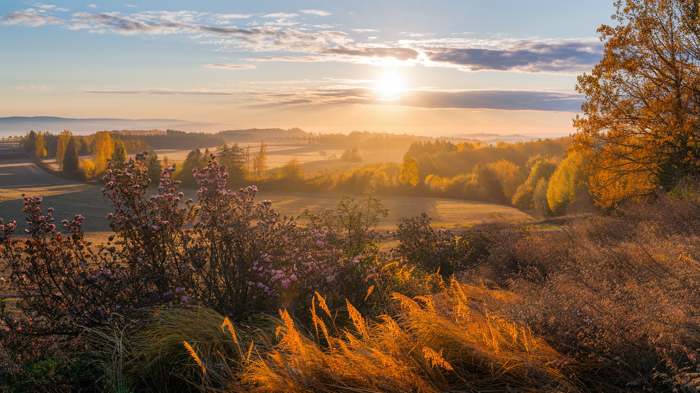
[
  {"x1": 574, "y1": 0, "x2": 700, "y2": 207},
  {"x1": 253, "y1": 142, "x2": 268, "y2": 180},
  {"x1": 512, "y1": 158, "x2": 557, "y2": 210},
  {"x1": 487, "y1": 160, "x2": 523, "y2": 199},
  {"x1": 62, "y1": 137, "x2": 80, "y2": 175},
  {"x1": 178, "y1": 148, "x2": 208, "y2": 186},
  {"x1": 93, "y1": 131, "x2": 115, "y2": 174},
  {"x1": 546, "y1": 152, "x2": 590, "y2": 215},
  {"x1": 533, "y1": 178, "x2": 551, "y2": 216},
  {"x1": 400, "y1": 157, "x2": 420, "y2": 187},
  {"x1": 219, "y1": 143, "x2": 247, "y2": 186},
  {"x1": 33, "y1": 132, "x2": 48, "y2": 158},
  {"x1": 111, "y1": 140, "x2": 127, "y2": 168},
  {"x1": 23, "y1": 130, "x2": 37, "y2": 153},
  {"x1": 55, "y1": 130, "x2": 72, "y2": 169},
  {"x1": 146, "y1": 151, "x2": 161, "y2": 184},
  {"x1": 472, "y1": 164, "x2": 507, "y2": 204},
  {"x1": 280, "y1": 159, "x2": 303, "y2": 181}
]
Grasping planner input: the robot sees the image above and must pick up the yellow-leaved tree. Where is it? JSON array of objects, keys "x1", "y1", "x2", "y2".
[
  {"x1": 546, "y1": 151, "x2": 590, "y2": 215},
  {"x1": 55, "y1": 130, "x2": 72, "y2": 170},
  {"x1": 574, "y1": 0, "x2": 700, "y2": 207},
  {"x1": 93, "y1": 131, "x2": 115, "y2": 174}
]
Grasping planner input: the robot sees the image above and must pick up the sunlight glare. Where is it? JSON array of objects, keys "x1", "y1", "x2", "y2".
[{"x1": 374, "y1": 70, "x2": 406, "y2": 101}]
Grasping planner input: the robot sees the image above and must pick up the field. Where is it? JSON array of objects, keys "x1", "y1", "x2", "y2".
[
  {"x1": 152, "y1": 142, "x2": 407, "y2": 175},
  {"x1": 0, "y1": 156, "x2": 532, "y2": 236}
]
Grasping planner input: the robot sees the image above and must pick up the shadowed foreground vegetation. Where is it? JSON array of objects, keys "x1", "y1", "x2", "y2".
[{"x1": 0, "y1": 153, "x2": 698, "y2": 393}]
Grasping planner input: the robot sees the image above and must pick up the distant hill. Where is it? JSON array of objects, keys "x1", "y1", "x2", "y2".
[
  {"x1": 218, "y1": 128, "x2": 309, "y2": 141},
  {"x1": 0, "y1": 116, "x2": 204, "y2": 136},
  {"x1": 446, "y1": 133, "x2": 539, "y2": 144}
]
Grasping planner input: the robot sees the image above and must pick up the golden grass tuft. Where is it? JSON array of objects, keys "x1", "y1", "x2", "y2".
[
  {"x1": 241, "y1": 281, "x2": 577, "y2": 392},
  {"x1": 183, "y1": 341, "x2": 206, "y2": 376}
]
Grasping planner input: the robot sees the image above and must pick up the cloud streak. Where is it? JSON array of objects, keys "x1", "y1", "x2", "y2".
[
  {"x1": 86, "y1": 89, "x2": 235, "y2": 96},
  {"x1": 255, "y1": 87, "x2": 583, "y2": 111},
  {"x1": 300, "y1": 9, "x2": 331, "y2": 17},
  {"x1": 1, "y1": 6, "x2": 601, "y2": 74},
  {"x1": 425, "y1": 40, "x2": 601, "y2": 72},
  {"x1": 203, "y1": 63, "x2": 256, "y2": 70},
  {"x1": 84, "y1": 85, "x2": 582, "y2": 112}
]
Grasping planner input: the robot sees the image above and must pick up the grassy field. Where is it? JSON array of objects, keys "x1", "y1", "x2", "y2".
[
  {"x1": 0, "y1": 157, "x2": 533, "y2": 236},
  {"x1": 151, "y1": 142, "x2": 406, "y2": 175}
]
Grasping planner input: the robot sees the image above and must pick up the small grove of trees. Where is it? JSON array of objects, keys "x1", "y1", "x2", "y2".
[
  {"x1": 574, "y1": 0, "x2": 700, "y2": 207},
  {"x1": 511, "y1": 157, "x2": 557, "y2": 210},
  {"x1": 340, "y1": 147, "x2": 363, "y2": 162},
  {"x1": 546, "y1": 151, "x2": 590, "y2": 215},
  {"x1": 218, "y1": 143, "x2": 247, "y2": 186}
]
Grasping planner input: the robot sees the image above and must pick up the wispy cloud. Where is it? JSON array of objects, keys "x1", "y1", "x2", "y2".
[
  {"x1": 84, "y1": 83, "x2": 582, "y2": 112},
  {"x1": 248, "y1": 85, "x2": 584, "y2": 112},
  {"x1": 1, "y1": 6, "x2": 601, "y2": 74},
  {"x1": 86, "y1": 89, "x2": 235, "y2": 96},
  {"x1": 422, "y1": 39, "x2": 602, "y2": 72},
  {"x1": 203, "y1": 63, "x2": 256, "y2": 70},
  {"x1": 262, "y1": 12, "x2": 297, "y2": 19},
  {"x1": 2, "y1": 7, "x2": 63, "y2": 27},
  {"x1": 300, "y1": 9, "x2": 331, "y2": 17}
]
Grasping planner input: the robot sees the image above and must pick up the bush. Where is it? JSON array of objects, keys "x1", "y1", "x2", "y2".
[
  {"x1": 395, "y1": 214, "x2": 497, "y2": 277},
  {"x1": 0, "y1": 154, "x2": 389, "y2": 335},
  {"x1": 475, "y1": 197, "x2": 700, "y2": 391}
]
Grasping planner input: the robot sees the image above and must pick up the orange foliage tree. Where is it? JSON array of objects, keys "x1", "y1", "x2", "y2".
[
  {"x1": 93, "y1": 131, "x2": 115, "y2": 174},
  {"x1": 574, "y1": 0, "x2": 700, "y2": 207}
]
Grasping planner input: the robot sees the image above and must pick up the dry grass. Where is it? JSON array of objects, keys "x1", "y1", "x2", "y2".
[{"x1": 236, "y1": 282, "x2": 575, "y2": 393}]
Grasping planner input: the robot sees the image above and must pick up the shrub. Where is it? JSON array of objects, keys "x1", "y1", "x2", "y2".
[
  {"x1": 395, "y1": 214, "x2": 497, "y2": 277},
  {"x1": 476, "y1": 197, "x2": 700, "y2": 391},
  {"x1": 0, "y1": 154, "x2": 388, "y2": 337}
]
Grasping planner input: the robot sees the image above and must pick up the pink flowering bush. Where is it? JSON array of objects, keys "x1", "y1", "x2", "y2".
[
  {"x1": 0, "y1": 196, "x2": 132, "y2": 336},
  {"x1": 186, "y1": 159, "x2": 387, "y2": 315},
  {"x1": 0, "y1": 154, "x2": 387, "y2": 341}
]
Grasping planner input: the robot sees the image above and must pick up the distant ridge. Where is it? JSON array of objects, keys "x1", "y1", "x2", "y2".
[
  {"x1": 0, "y1": 116, "x2": 205, "y2": 136},
  {"x1": 446, "y1": 133, "x2": 539, "y2": 143}
]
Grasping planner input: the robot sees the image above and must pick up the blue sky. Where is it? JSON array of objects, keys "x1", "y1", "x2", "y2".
[{"x1": 0, "y1": 1, "x2": 615, "y2": 135}]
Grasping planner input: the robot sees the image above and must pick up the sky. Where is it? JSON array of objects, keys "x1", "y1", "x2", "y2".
[{"x1": 0, "y1": 1, "x2": 615, "y2": 136}]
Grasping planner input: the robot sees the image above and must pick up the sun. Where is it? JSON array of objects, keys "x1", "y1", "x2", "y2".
[{"x1": 373, "y1": 70, "x2": 406, "y2": 101}]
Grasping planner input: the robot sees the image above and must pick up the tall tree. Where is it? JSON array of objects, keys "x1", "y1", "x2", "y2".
[
  {"x1": 280, "y1": 159, "x2": 303, "y2": 181},
  {"x1": 34, "y1": 132, "x2": 48, "y2": 158},
  {"x1": 146, "y1": 151, "x2": 161, "y2": 185},
  {"x1": 111, "y1": 140, "x2": 127, "y2": 168},
  {"x1": 55, "y1": 130, "x2": 72, "y2": 170},
  {"x1": 62, "y1": 137, "x2": 80, "y2": 175},
  {"x1": 178, "y1": 148, "x2": 207, "y2": 186},
  {"x1": 400, "y1": 157, "x2": 420, "y2": 187},
  {"x1": 472, "y1": 164, "x2": 507, "y2": 204},
  {"x1": 574, "y1": 0, "x2": 700, "y2": 207},
  {"x1": 93, "y1": 132, "x2": 115, "y2": 174},
  {"x1": 24, "y1": 131, "x2": 37, "y2": 153},
  {"x1": 253, "y1": 142, "x2": 268, "y2": 180},
  {"x1": 546, "y1": 152, "x2": 590, "y2": 215},
  {"x1": 219, "y1": 143, "x2": 247, "y2": 186}
]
